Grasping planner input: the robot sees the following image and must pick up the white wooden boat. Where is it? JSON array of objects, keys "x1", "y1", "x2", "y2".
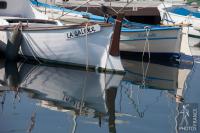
[
  {"x1": 31, "y1": 0, "x2": 183, "y2": 59},
  {"x1": 158, "y1": 3, "x2": 200, "y2": 46},
  {"x1": 120, "y1": 22, "x2": 182, "y2": 57},
  {"x1": 0, "y1": 0, "x2": 124, "y2": 73}
]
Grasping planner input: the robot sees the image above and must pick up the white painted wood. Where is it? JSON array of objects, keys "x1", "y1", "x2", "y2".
[
  {"x1": 0, "y1": 0, "x2": 124, "y2": 72},
  {"x1": 158, "y1": 3, "x2": 200, "y2": 46},
  {"x1": 120, "y1": 28, "x2": 182, "y2": 54}
]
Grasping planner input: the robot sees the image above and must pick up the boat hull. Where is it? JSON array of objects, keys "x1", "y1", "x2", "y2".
[
  {"x1": 158, "y1": 4, "x2": 200, "y2": 46},
  {"x1": 0, "y1": 25, "x2": 124, "y2": 72},
  {"x1": 30, "y1": 1, "x2": 182, "y2": 58},
  {"x1": 120, "y1": 28, "x2": 181, "y2": 56}
]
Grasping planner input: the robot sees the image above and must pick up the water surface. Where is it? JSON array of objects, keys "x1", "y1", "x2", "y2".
[{"x1": 0, "y1": 47, "x2": 199, "y2": 133}]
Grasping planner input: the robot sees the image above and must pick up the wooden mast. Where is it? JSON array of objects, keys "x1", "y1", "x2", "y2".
[{"x1": 109, "y1": 13, "x2": 124, "y2": 56}]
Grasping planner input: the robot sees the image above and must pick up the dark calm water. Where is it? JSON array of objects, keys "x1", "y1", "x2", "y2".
[{"x1": 0, "y1": 46, "x2": 200, "y2": 133}]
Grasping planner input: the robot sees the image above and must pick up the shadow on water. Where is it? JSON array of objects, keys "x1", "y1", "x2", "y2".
[{"x1": 0, "y1": 55, "x2": 196, "y2": 133}]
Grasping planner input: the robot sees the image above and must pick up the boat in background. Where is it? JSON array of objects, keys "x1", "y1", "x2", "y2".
[
  {"x1": 0, "y1": 0, "x2": 124, "y2": 73},
  {"x1": 119, "y1": 21, "x2": 182, "y2": 58},
  {"x1": 31, "y1": 0, "x2": 183, "y2": 59},
  {"x1": 158, "y1": 3, "x2": 200, "y2": 46}
]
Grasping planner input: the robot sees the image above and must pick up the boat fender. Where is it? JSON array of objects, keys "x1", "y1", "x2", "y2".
[
  {"x1": 5, "y1": 23, "x2": 23, "y2": 61},
  {"x1": 109, "y1": 13, "x2": 124, "y2": 56}
]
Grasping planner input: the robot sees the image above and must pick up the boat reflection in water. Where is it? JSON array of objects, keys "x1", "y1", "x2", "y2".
[
  {"x1": 0, "y1": 59, "x2": 123, "y2": 133},
  {"x1": 116, "y1": 58, "x2": 193, "y2": 132},
  {"x1": 0, "y1": 57, "x2": 193, "y2": 133}
]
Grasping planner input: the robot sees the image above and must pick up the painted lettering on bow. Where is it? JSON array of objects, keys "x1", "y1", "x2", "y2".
[{"x1": 66, "y1": 24, "x2": 101, "y2": 39}]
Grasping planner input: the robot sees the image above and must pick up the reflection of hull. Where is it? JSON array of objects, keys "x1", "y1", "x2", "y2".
[
  {"x1": 18, "y1": 63, "x2": 123, "y2": 113},
  {"x1": 122, "y1": 59, "x2": 192, "y2": 90}
]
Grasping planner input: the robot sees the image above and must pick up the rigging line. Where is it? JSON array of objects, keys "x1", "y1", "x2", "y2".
[
  {"x1": 89, "y1": 3, "x2": 108, "y2": 15},
  {"x1": 161, "y1": 1, "x2": 175, "y2": 24},
  {"x1": 55, "y1": 0, "x2": 92, "y2": 20},
  {"x1": 98, "y1": 0, "x2": 135, "y2": 16},
  {"x1": 117, "y1": 0, "x2": 135, "y2": 14}
]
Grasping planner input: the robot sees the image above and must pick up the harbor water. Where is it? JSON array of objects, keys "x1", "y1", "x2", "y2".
[{"x1": 0, "y1": 44, "x2": 199, "y2": 133}]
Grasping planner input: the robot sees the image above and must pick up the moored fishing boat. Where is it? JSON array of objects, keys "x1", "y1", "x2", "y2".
[
  {"x1": 31, "y1": 0, "x2": 183, "y2": 59},
  {"x1": 158, "y1": 3, "x2": 200, "y2": 46},
  {"x1": 119, "y1": 21, "x2": 182, "y2": 58},
  {"x1": 0, "y1": 0, "x2": 124, "y2": 73}
]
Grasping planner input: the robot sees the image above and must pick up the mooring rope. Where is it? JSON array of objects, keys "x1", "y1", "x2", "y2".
[
  {"x1": 79, "y1": 70, "x2": 88, "y2": 114},
  {"x1": 85, "y1": 24, "x2": 89, "y2": 71},
  {"x1": 23, "y1": 34, "x2": 42, "y2": 64},
  {"x1": 141, "y1": 26, "x2": 151, "y2": 88},
  {"x1": 84, "y1": 3, "x2": 90, "y2": 71},
  {"x1": 71, "y1": 114, "x2": 77, "y2": 133}
]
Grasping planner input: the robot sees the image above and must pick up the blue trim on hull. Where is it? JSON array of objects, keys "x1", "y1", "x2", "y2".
[
  {"x1": 30, "y1": 0, "x2": 181, "y2": 32},
  {"x1": 120, "y1": 37, "x2": 178, "y2": 41},
  {"x1": 121, "y1": 26, "x2": 180, "y2": 32}
]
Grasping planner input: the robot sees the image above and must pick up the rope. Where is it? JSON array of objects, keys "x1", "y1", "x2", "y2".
[
  {"x1": 71, "y1": 115, "x2": 77, "y2": 133},
  {"x1": 120, "y1": 81, "x2": 144, "y2": 118},
  {"x1": 85, "y1": 23, "x2": 89, "y2": 71},
  {"x1": 141, "y1": 26, "x2": 151, "y2": 88},
  {"x1": 116, "y1": 0, "x2": 135, "y2": 14},
  {"x1": 22, "y1": 34, "x2": 42, "y2": 64},
  {"x1": 55, "y1": 0, "x2": 92, "y2": 20},
  {"x1": 161, "y1": 2, "x2": 175, "y2": 24},
  {"x1": 104, "y1": 32, "x2": 113, "y2": 72},
  {"x1": 44, "y1": 0, "x2": 48, "y2": 15},
  {"x1": 79, "y1": 70, "x2": 88, "y2": 114},
  {"x1": 85, "y1": 1, "x2": 90, "y2": 71}
]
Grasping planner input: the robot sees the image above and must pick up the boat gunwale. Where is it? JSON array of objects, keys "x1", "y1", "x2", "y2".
[
  {"x1": 121, "y1": 26, "x2": 181, "y2": 32},
  {"x1": 0, "y1": 19, "x2": 113, "y2": 31}
]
